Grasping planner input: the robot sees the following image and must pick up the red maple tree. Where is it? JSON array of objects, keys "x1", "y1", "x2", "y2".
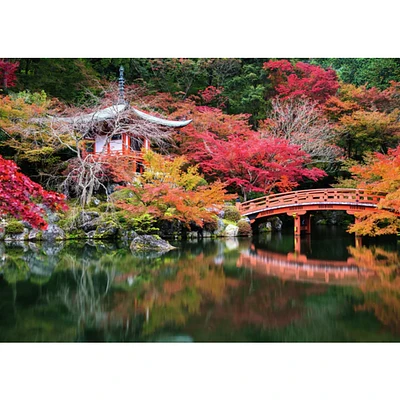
[
  {"x1": 186, "y1": 131, "x2": 326, "y2": 200},
  {"x1": 263, "y1": 60, "x2": 339, "y2": 104},
  {"x1": 0, "y1": 155, "x2": 67, "y2": 229},
  {"x1": 0, "y1": 59, "x2": 19, "y2": 91}
]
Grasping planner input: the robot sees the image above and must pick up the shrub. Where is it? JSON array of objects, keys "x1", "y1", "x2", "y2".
[
  {"x1": 5, "y1": 221, "x2": 25, "y2": 234},
  {"x1": 223, "y1": 206, "x2": 241, "y2": 223},
  {"x1": 127, "y1": 213, "x2": 159, "y2": 235},
  {"x1": 237, "y1": 220, "x2": 252, "y2": 236},
  {"x1": 204, "y1": 217, "x2": 219, "y2": 232}
]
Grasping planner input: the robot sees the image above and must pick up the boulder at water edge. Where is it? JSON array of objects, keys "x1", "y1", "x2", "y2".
[
  {"x1": 130, "y1": 235, "x2": 176, "y2": 253},
  {"x1": 41, "y1": 224, "x2": 65, "y2": 241},
  {"x1": 223, "y1": 224, "x2": 239, "y2": 237}
]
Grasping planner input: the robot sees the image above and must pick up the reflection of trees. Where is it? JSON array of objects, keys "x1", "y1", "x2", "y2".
[
  {"x1": 203, "y1": 273, "x2": 327, "y2": 334},
  {"x1": 109, "y1": 240, "x2": 329, "y2": 339},
  {"x1": 348, "y1": 245, "x2": 400, "y2": 333},
  {"x1": 107, "y1": 239, "x2": 256, "y2": 338},
  {"x1": 49, "y1": 251, "x2": 120, "y2": 340},
  {"x1": 0, "y1": 242, "x2": 122, "y2": 341},
  {"x1": 140, "y1": 255, "x2": 227, "y2": 336},
  {"x1": 106, "y1": 249, "x2": 228, "y2": 338},
  {"x1": 0, "y1": 243, "x2": 78, "y2": 342}
]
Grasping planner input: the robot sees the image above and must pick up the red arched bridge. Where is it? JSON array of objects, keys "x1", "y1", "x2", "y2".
[{"x1": 236, "y1": 188, "x2": 386, "y2": 236}]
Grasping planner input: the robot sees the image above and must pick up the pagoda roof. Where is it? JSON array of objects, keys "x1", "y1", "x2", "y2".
[
  {"x1": 131, "y1": 107, "x2": 192, "y2": 127},
  {"x1": 52, "y1": 104, "x2": 192, "y2": 128}
]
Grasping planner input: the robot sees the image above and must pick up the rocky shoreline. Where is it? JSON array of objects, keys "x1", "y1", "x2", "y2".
[
  {"x1": 1, "y1": 205, "x2": 348, "y2": 248},
  {"x1": 0, "y1": 204, "x2": 265, "y2": 254}
]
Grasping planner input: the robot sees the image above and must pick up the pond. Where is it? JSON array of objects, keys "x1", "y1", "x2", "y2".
[{"x1": 0, "y1": 226, "x2": 399, "y2": 342}]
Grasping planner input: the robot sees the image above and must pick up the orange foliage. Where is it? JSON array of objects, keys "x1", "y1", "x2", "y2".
[
  {"x1": 348, "y1": 146, "x2": 400, "y2": 236},
  {"x1": 114, "y1": 150, "x2": 234, "y2": 227},
  {"x1": 338, "y1": 83, "x2": 396, "y2": 112},
  {"x1": 322, "y1": 95, "x2": 361, "y2": 121}
]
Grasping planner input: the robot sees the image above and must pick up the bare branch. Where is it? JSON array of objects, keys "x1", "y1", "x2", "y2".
[{"x1": 262, "y1": 98, "x2": 343, "y2": 168}]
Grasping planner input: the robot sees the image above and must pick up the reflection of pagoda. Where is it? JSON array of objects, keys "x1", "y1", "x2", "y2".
[
  {"x1": 54, "y1": 66, "x2": 192, "y2": 172},
  {"x1": 237, "y1": 246, "x2": 375, "y2": 285}
]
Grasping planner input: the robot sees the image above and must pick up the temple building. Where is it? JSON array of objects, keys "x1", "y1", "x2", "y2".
[{"x1": 53, "y1": 66, "x2": 192, "y2": 171}]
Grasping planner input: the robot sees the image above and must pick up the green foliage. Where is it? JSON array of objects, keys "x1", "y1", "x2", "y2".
[
  {"x1": 223, "y1": 206, "x2": 241, "y2": 223},
  {"x1": 123, "y1": 213, "x2": 159, "y2": 235},
  {"x1": 5, "y1": 220, "x2": 25, "y2": 234},
  {"x1": 10, "y1": 90, "x2": 49, "y2": 106},
  {"x1": 0, "y1": 92, "x2": 73, "y2": 189},
  {"x1": 310, "y1": 58, "x2": 400, "y2": 90},
  {"x1": 223, "y1": 63, "x2": 268, "y2": 126},
  {"x1": 13, "y1": 58, "x2": 101, "y2": 104}
]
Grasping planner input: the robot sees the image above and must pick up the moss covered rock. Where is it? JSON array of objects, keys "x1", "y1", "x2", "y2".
[
  {"x1": 94, "y1": 220, "x2": 119, "y2": 239},
  {"x1": 41, "y1": 224, "x2": 65, "y2": 241},
  {"x1": 5, "y1": 221, "x2": 25, "y2": 235},
  {"x1": 130, "y1": 235, "x2": 176, "y2": 253}
]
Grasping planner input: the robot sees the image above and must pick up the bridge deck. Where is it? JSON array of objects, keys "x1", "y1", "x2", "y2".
[{"x1": 237, "y1": 188, "x2": 385, "y2": 220}]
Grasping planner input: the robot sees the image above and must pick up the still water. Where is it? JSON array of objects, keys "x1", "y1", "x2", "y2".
[{"x1": 1, "y1": 226, "x2": 399, "y2": 342}]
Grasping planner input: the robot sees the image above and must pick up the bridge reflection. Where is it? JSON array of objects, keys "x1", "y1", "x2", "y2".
[{"x1": 237, "y1": 245, "x2": 375, "y2": 285}]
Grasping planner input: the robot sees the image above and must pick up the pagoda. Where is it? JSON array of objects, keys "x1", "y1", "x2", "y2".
[{"x1": 53, "y1": 66, "x2": 192, "y2": 172}]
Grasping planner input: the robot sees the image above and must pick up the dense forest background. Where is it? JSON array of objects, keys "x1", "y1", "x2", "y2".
[{"x1": 8, "y1": 58, "x2": 400, "y2": 105}]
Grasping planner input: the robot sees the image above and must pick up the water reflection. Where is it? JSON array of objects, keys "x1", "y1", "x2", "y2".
[
  {"x1": 237, "y1": 246, "x2": 375, "y2": 285},
  {"x1": 0, "y1": 233, "x2": 399, "y2": 341},
  {"x1": 347, "y1": 245, "x2": 400, "y2": 334}
]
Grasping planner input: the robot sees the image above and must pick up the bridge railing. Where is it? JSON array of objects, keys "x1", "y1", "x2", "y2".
[{"x1": 237, "y1": 188, "x2": 385, "y2": 214}]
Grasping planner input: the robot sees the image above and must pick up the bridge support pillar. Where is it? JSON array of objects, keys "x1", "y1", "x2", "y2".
[{"x1": 302, "y1": 214, "x2": 312, "y2": 234}]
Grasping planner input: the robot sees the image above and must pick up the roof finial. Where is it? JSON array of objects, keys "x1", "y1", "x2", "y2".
[{"x1": 118, "y1": 65, "x2": 125, "y2": 104}]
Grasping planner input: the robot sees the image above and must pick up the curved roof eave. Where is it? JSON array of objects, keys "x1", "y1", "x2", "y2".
[
  {"x1": 131, "y1": 107, "x2": 192, "y2": 127},
  {"x1": 49, "y1": 104, "x2": 192, "y2": 128}
]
